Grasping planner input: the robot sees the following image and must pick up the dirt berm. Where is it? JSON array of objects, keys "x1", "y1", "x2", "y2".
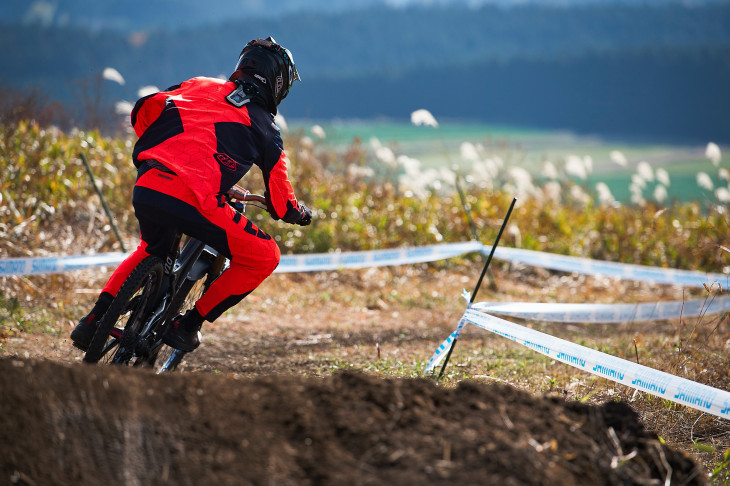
[{"x1": 0, "y1": 357, "x2": 705, "y2": 485}]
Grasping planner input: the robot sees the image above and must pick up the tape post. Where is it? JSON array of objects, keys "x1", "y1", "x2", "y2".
[{"x1": 424, "y1": 318, "x2": 468, "y2": 373}]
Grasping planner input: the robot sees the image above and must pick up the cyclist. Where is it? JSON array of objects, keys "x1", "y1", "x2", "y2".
[{"x1": 71, "y1": 37, "x2": 312, "y2": 353}]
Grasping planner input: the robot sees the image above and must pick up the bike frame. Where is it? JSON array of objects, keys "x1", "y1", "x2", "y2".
[
  {"x1": 145, "y1": 235, "x2": 218, "y2": 369},
  {"x1": 105, "y1": 234, "x2": 211, "y2": 365},
  {"x1": 105, "y1": 188, "x2": 266, "y2": 370}
]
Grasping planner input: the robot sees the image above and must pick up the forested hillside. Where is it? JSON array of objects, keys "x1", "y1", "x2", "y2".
[
  {"x1": 3, "y1": 0, "x2": 725, "y2": 29},
  {"x1": 1, "y1": 2, "x2": 729, "y2": 141}
]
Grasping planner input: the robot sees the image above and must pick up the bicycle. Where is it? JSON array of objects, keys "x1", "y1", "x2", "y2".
[{"x1": 82, "y1": 186, "x2": 267, "y2": 373}]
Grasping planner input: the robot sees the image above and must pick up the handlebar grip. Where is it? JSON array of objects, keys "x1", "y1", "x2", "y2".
[{"x1": 244, "y1": 194, "x2": 266, "y2": 204}]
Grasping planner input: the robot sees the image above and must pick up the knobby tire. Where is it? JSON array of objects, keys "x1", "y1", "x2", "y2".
[
  {"x1": 83, "y1": 256, "x2": 164, "y2": 364},
  {"x1": 150, "y1": 277, "x2": 208, "y2": 372}
]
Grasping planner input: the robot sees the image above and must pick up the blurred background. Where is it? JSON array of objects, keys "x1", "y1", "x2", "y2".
[{"x1": 1, "y1": 0, "x2": 729, "y2": 203}]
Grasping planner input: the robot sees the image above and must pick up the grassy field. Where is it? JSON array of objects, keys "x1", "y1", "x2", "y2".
[{"x1": 300, "y1": 119, "x2": 725, "y2": 204}]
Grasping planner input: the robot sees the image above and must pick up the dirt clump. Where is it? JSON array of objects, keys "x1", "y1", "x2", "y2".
[{"x1": 0, "y1": 357, "x2": 705, "y2": 486}]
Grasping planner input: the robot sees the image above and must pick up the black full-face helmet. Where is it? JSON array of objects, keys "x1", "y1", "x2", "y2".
[{"x1": 230, "y1": 37, "x2": 300, "y2": 108}]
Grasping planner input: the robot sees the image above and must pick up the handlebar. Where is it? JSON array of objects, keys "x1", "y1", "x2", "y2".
[
  {"x1": 226, "y1": 185, "x2": 266, "y2": 205},
  {"x1": 226, "y1": 184, "x2": 312, "y2": 226},
  {"x1": 226, "y1": 185, "x2": 312, "y2": 227}
]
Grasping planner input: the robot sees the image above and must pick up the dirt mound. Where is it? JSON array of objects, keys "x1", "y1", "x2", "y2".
[{"x1": 0, "y1": 358, "x2": 706, "y2": 485}]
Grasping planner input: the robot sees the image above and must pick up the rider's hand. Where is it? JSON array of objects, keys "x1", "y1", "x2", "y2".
[
  {"x1": 264, "y1": 191, "x2": 312, "y2": 226},
  {"x1": 296, "y1": 203, "x2": 312, "y2": 226}
]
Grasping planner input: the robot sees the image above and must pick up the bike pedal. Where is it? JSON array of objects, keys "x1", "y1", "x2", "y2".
[{"x1": 110, "y1": 328, "x2": 123, "y2": 339}]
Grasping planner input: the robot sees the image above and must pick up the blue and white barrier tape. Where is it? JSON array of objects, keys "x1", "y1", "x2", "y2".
[
  {"x1": 424, "y1": 317, "x2": 469, "y2": 373},
  {"x1": 0, "y1": 242, "x2": 482, "y2": 277},
  {"x1": 426, "y1": 308, "x2": 730, "y2": 419},
  {"x1": 472, "y1": 295, "x2": 730, "y2": 323},
  {"x1": 275, "y1": 241, "x2": 484, "y2": 273},
  {"x1": 0, "y1": 253, "x2": 128, "y2": 277},
  {"x1": 2, "y1": 242, "x2": 727, "y2": 289},
  {"x1": 488, "y1": 246, "x2": 728, "y2": 289}
]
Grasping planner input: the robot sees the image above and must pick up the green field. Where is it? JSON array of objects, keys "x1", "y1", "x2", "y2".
[{"x1": 295, "y1": 120, "x2": 725, "y2": 205}]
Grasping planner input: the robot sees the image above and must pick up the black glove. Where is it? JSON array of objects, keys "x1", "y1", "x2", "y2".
[{"x1": 296, "y1": 203, "x2": 312, "y2": 226}]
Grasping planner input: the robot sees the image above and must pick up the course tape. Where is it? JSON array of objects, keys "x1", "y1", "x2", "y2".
[
  {"x1": 424, "y1": 318, "x2": 469, "y2": 373},
  {"x1": 274, "y1": 241, "x2": 484, "y2": 273},
  {"x1": 488, "y1": 246, "x2": 728, "y2": 289},
  {"x1": 0, "y1": 242, "x2": 483, "y2": 277},
  {"x1": 426, "y1": 308, "x2": 730, "y2": 419},
  {"x1": 472, "y1": 295, "x2": 730, "y2": 323},
  {"x1": 0, "y1": 253, "x2": 128, "y2": 277},
  {"x1": 1, "y1": 242, "x2": 727, "y2": 289}
]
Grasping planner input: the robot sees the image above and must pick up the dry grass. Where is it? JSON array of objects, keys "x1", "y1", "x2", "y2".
[
  {"x1": 1, "y1": 118, "x2": 729, "y2": 481},
  {"x1": 2, "y1": 258, "x2": 729, "y2": 480}
]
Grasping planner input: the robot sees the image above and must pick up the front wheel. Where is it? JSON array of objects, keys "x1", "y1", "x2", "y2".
[
  {"x1": 84, "y1": 256, "x2": 164, "y2": 364},
  {"x1": 154, "y1": 347, "x2": 187, "y2": 373},
  {"x1": 150, "y1": 276, "x2": 209, "y2": 373}
]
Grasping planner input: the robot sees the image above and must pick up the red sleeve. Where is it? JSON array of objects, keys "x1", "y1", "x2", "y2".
[
  {"x1": 266, "y1": 150, "x2": 302, "y2": 223},
  {"x1": 249, "y1": 104, "x2": 304, "y2": 223},
  {"x1": 130, "y1": 83, "x2": 183, "y2": 137},
  {"x1": 130, "y1": 93, "x2": 166, "y2": 137}
]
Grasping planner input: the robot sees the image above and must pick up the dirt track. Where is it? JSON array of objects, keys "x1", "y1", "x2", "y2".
[
  {"x1": 0, "y1": 357, "x2": 705, "y2": 486},
  {"x1": 0, "y1": 264, "x2": 715, "y2": 485}
]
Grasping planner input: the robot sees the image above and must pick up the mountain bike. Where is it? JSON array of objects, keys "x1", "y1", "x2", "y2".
[{"x1": 82, "y1": 186, "x2": 267, "y2": 373}]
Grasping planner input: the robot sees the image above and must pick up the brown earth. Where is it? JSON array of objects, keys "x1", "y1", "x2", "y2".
[
  {"x1": 0, "y1": 262, "x2": 719, "y2": 485},
  {"x1": 0, "y1": 357, "x2": 705, "y2": 486}
]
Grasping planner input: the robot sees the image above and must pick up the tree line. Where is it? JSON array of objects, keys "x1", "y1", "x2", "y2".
[{"x1": 1, "y1": 2, "x2": 728, "y2": 141}]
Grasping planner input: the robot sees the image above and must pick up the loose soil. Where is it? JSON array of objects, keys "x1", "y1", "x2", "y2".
[
  {"x1": 0, "y1": 358, "x2": 704, "y2": 486},
  {"x1": 0, "y1": 262, "x2": 721, "y2": 485}
]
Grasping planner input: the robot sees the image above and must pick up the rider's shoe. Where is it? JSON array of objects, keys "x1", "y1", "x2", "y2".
[
  {"x1": 70, "y1": 315, "x2": 98, "y2": 351},
  {"x1": 162, "y1": 310, "x2": 203, "y2": 352},
  {"x1": 70, "y1": 292, "x2": 113, "y2": 351}
]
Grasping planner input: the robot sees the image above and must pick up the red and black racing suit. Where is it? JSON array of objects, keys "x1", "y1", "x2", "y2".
[{"x1": 101, "y1": 76, "x2": 308, "y2": 322}]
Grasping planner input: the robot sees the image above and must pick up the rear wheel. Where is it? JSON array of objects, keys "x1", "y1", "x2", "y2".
[{"x1": 83, "y1": 256, "x2": 164, "y2": 364}]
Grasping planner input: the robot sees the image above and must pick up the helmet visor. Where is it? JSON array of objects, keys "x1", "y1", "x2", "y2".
[{"x1": 282, "y1": 46, "x2": 301, "y2": 84}]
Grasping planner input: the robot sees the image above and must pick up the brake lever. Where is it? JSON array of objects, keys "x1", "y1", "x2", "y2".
[{"x1": 230, "y1": 200, "x2": 245, "y2": 213}]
